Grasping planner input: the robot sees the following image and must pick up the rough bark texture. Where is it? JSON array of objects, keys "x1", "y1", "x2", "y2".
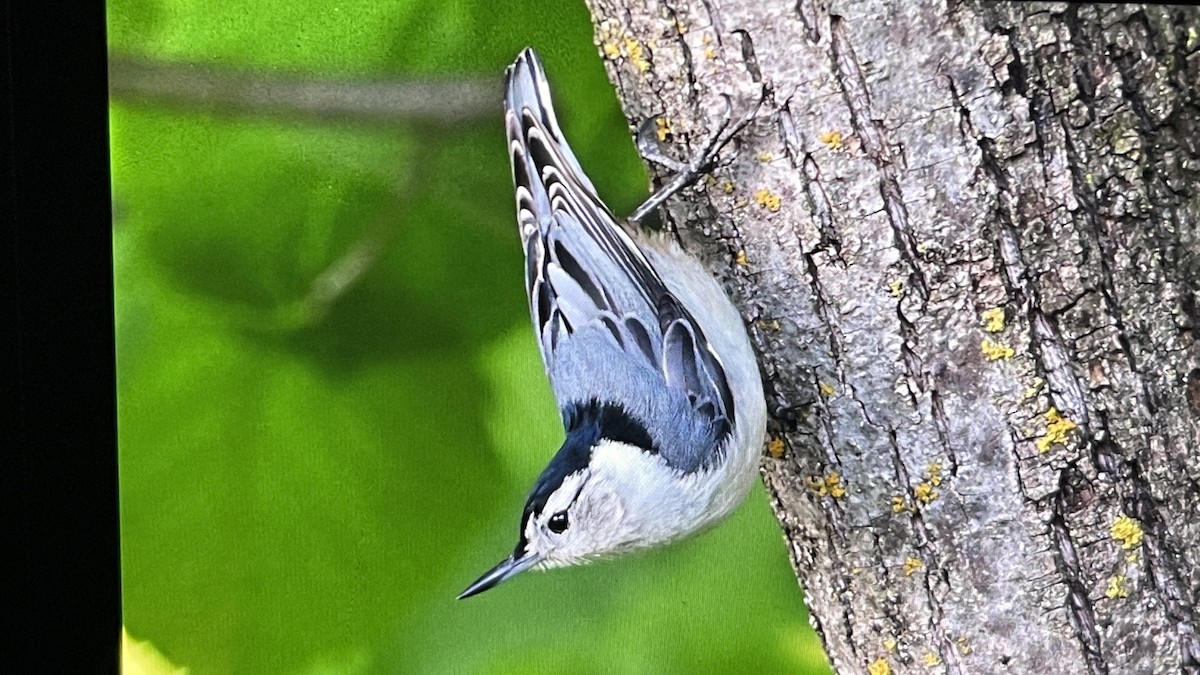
[{"x1": 582, "y1": 1, "x2": 1200, "y2": 673}]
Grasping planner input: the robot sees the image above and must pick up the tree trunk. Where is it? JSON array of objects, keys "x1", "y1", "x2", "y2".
[{"x1": 582, "y1": 1, "x2": 1200, "y2": 673}]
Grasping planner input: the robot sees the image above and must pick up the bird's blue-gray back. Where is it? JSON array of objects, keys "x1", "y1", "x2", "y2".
[{"x1": 504, "y1": 49, "x2": 734, "y2": 473}]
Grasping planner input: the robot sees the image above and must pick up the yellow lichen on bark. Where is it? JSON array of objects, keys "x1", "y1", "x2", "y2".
[
  {"x1": 867, "y1": 658, "x2": 891, "y2": 675},
  {"x1": 753, "y1": 188, "x2": 781, "y2": 212},
  {"x1": 981, "y1": 307, "x2": 1006, "y2": 332},
  {"x1": 1036, "y1": 407, "x2": 1078, "y2": 453},
  {"x1": 903, "y1": 557, "x2": 923, "y2": 576},
  {"x1": 819, "y1": 129, "x2": 844, "y2": 150},
  {"x1": 1105, "y1": 575, "x2": 1129, "y2": 599},
  {"x1": 1111, "y1": 515, "x2": 1144, "y2": 549},
  {"x1": 981, "y1": 339, "x2": 1015, "y2": 361}
]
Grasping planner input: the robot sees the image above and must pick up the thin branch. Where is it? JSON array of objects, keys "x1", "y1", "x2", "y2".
[{"x1": 108, "y1": 53, "x2": 499, "y2": 126}]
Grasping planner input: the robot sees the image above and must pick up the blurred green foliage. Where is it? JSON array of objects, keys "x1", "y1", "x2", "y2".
[{"x1": 110, "y1": 1, "x2": 831, "y2": 673}]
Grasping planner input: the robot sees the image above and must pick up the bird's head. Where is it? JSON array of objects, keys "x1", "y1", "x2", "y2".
[{"x1": 459, "y1": 403, "x2": 681, "y2": 599}]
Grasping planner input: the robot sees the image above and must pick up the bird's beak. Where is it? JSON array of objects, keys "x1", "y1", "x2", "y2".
[{"x1": 457, "y1": 551, "x2": 541, "y2": 600}]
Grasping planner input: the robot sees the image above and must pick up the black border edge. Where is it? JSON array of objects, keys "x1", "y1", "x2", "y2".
[{"x1": 3, "y1": 2, "x2": 122, "y2": 672}]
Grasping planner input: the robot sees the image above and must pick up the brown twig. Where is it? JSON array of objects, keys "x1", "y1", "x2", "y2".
[{"x1": 108, "y1": 53, "x2": 499, "y2": 126}]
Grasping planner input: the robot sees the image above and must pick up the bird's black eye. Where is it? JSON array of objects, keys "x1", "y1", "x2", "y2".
[{"x1": 547, "y1": 511, "x2": 569, "y2": 534}]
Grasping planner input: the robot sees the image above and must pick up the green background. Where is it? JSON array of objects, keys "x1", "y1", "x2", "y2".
[{"x1": 110, "y1": 1, "x2": 831, "y2": 672}]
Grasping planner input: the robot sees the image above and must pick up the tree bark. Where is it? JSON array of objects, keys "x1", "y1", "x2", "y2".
[{"x1": 583, "y1": 1, "x2": 1200, "y2": 673}]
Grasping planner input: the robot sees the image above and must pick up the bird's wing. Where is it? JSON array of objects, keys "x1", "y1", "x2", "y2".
[{"x1": 504, "y1": 48, "x2": 735, "y2": 456}]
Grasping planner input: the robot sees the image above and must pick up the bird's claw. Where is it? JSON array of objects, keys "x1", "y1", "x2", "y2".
[{"x1": 629, "y1": 90, "x2": 765, "y2": 224}]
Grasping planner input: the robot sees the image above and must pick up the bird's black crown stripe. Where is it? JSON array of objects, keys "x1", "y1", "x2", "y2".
[
  {"x1": 513, "y1": 399, "x2": 656, "y2": 556},
  {"x1": 562, "y1": 399, "x2": 657, "y2": 453}
]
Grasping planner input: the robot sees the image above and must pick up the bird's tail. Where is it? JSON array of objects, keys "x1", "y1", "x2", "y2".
[{"x1": 503, "y1": 48, "x2": 611, "y2": 241}]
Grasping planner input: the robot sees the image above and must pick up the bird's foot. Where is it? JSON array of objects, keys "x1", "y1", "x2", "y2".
[{"x1": 628, "y1": 89, "x2": 765, "y2": 224}]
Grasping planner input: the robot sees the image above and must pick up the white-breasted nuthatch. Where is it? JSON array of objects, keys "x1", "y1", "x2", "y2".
[{"x1": 458, "y1": 47, "x2": 766, "y2": 599}]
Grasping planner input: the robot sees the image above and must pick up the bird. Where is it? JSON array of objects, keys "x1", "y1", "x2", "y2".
[{"x1": 458, "y1": 47, "x2": 766, "y2": 599}]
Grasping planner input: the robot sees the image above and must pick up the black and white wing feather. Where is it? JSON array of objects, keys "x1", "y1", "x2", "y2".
[{"x1": 504, "y1": 48, "x2": 736, "y2": 472}]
